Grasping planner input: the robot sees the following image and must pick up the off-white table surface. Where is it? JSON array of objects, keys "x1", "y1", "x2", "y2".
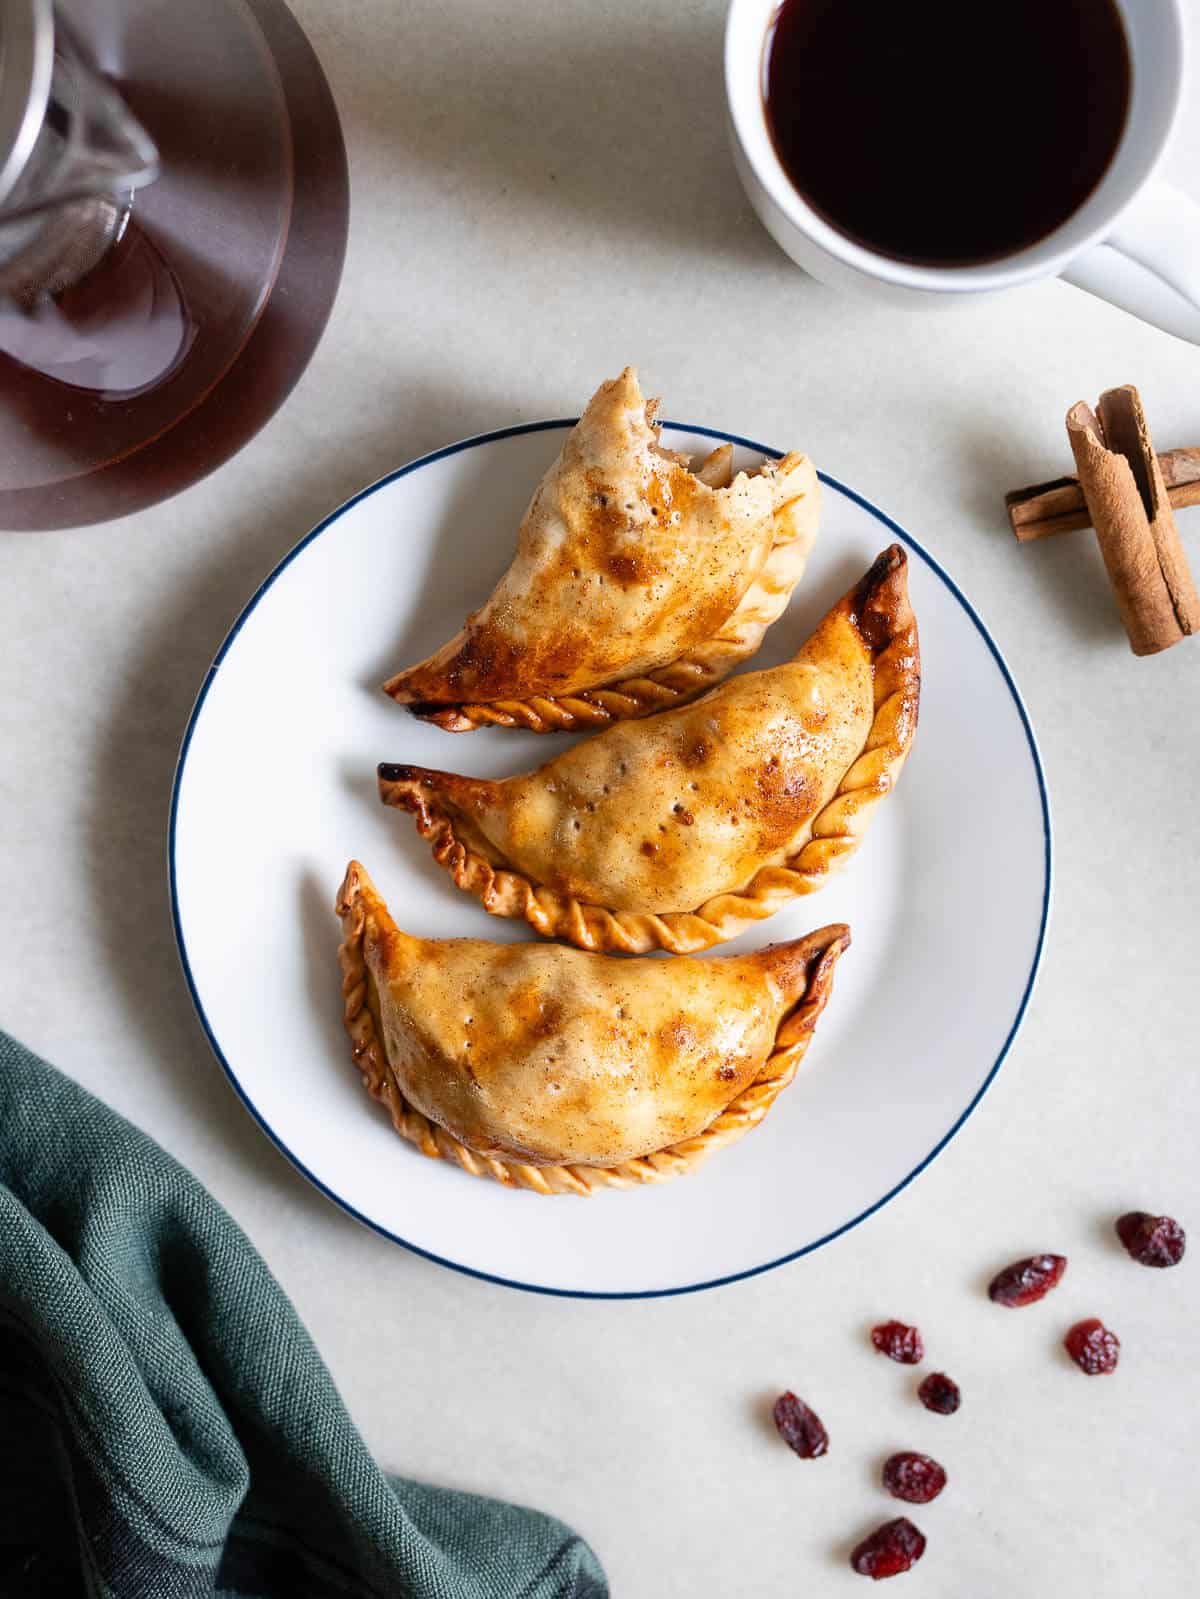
[{"x1": 3, "y1": 3, "x2": 1199, "y2": 1592}]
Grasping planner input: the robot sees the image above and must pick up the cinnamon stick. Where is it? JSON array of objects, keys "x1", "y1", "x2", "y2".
[
  {"x1": 1066, "y1": 386, "x2": 1200, "y2": 656},
  {"x1": 1007, "y1": 447, "x2": 1200, "y2": 540}
]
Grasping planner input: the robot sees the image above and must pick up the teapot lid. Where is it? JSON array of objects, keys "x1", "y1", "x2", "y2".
[{"x1": 0, "y1": 0, "x2": 53, "y2": 208}]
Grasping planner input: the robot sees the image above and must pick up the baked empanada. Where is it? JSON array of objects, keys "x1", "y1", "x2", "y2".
[
  {"x1": 337, "y1": 861, "x2": 849, "y2": 1195},
  {"x1": 383, "y1": 367, "x2": 819, "y2": 731},
  {"x1": 379, "y1": 545, "x2": 919, "y2": 954}
]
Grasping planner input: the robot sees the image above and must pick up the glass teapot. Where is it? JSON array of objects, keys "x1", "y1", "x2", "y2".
[
  {"x1": 0, "y1": 0, "x2": 158, "y2": 306},
  {"x1": 0, "y1": 0, "x2": 347, "y2": 532}
]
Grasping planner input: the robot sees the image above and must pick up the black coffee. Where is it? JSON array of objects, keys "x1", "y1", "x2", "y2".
[{"x1": 765, "y1": 0, "x2": 1131, "y2": 267}]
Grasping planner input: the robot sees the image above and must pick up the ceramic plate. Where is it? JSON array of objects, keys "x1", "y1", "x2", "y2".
[{"x1": 170, "y1": 420, "x2": 1051, "y2": 1297}]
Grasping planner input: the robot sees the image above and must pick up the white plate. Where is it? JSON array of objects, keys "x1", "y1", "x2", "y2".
[{"x1": 170, "y1": 420, "x2": 1051, "y2": 1298}]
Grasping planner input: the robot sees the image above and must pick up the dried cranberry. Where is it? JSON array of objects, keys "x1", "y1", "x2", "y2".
[
  {"x1": 772, "y1": 1392, "x2": 829, "y2": 1458},
  {"x1": 987, "y1": 1253, "x2": 1067, "y2": 1307},
  {"x1": 917, "y1": 1372, "x2": 961, "y2": 1414},
  {"x1": 1064, "y1": 1318, "x2": 1120, "y2": 1374},
  {"x1": 850, "y1": 1517, "x2": 926, "y2": 1580},
  {"x1": 870, "y1": 1321, "x2": 925, "y2": 1364},
  {"x1": 1116, "y1": 1211, "x2": 1186, "y2": 1268},
  {"x1": 882, "y1": 1451, "x2": 947, "y2": 1504}
]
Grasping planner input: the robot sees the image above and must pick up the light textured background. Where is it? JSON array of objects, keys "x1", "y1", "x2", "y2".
[{"x1": 3, "y1": 2, "x2": 1199, "y2": 1592}]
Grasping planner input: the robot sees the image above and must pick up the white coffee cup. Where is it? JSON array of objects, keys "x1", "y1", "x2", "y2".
[{"x1": 725, "y1": 0, "x2": 1200, "y2": 344}]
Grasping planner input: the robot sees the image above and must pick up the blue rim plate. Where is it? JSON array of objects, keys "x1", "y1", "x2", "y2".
[{"x1": 170, "y1": 419, "x2": 1052, "y2": 1298}]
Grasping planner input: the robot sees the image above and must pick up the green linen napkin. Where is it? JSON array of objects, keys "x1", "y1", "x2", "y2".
[{"x1": 0, "y1": 1031, "x2": 607, "y2": 1599}]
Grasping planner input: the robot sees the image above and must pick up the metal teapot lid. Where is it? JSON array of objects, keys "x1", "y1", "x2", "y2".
[{"x1": 0, "y1": 0, "x2": 53, "y2": 207}]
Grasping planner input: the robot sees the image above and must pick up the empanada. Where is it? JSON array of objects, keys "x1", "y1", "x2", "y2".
[
  {"x1": 337, "y1": 861, "x2": 849, "y2": 1195},
  {"x1": 379, "y1": 545, "x2": 919, "y2": 954},
  {"x1": 383, "y1": 368, "x2": 819, "y2": 731}
]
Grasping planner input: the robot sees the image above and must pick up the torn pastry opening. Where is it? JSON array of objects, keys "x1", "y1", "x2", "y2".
[
  {"x1": 644, "y1": 417, "x2": 789, "y2": 491},
  {"x1": 646, "y1": 423, "x2": 804, "y2": 500}
]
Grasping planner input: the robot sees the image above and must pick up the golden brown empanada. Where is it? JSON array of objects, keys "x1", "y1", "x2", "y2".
[
  {"x1": 379, "y1": 546, "x2": 919, "y2": 954},
  {"x1": 383, "y1": 367, "x2": 819, "y2": 731},
  {"x1": 337, "y1": 861, "x2": 849, "y2": 1195}
]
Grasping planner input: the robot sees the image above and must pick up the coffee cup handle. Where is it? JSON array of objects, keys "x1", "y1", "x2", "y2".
[{"x1": 1059, "y1": 178, "x2": 1200, "y2": 346}]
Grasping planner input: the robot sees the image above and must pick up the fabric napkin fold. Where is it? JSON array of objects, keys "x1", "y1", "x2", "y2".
[{"x1": 0, "y1": 1031, "x2": 607, "y2": 1599}]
